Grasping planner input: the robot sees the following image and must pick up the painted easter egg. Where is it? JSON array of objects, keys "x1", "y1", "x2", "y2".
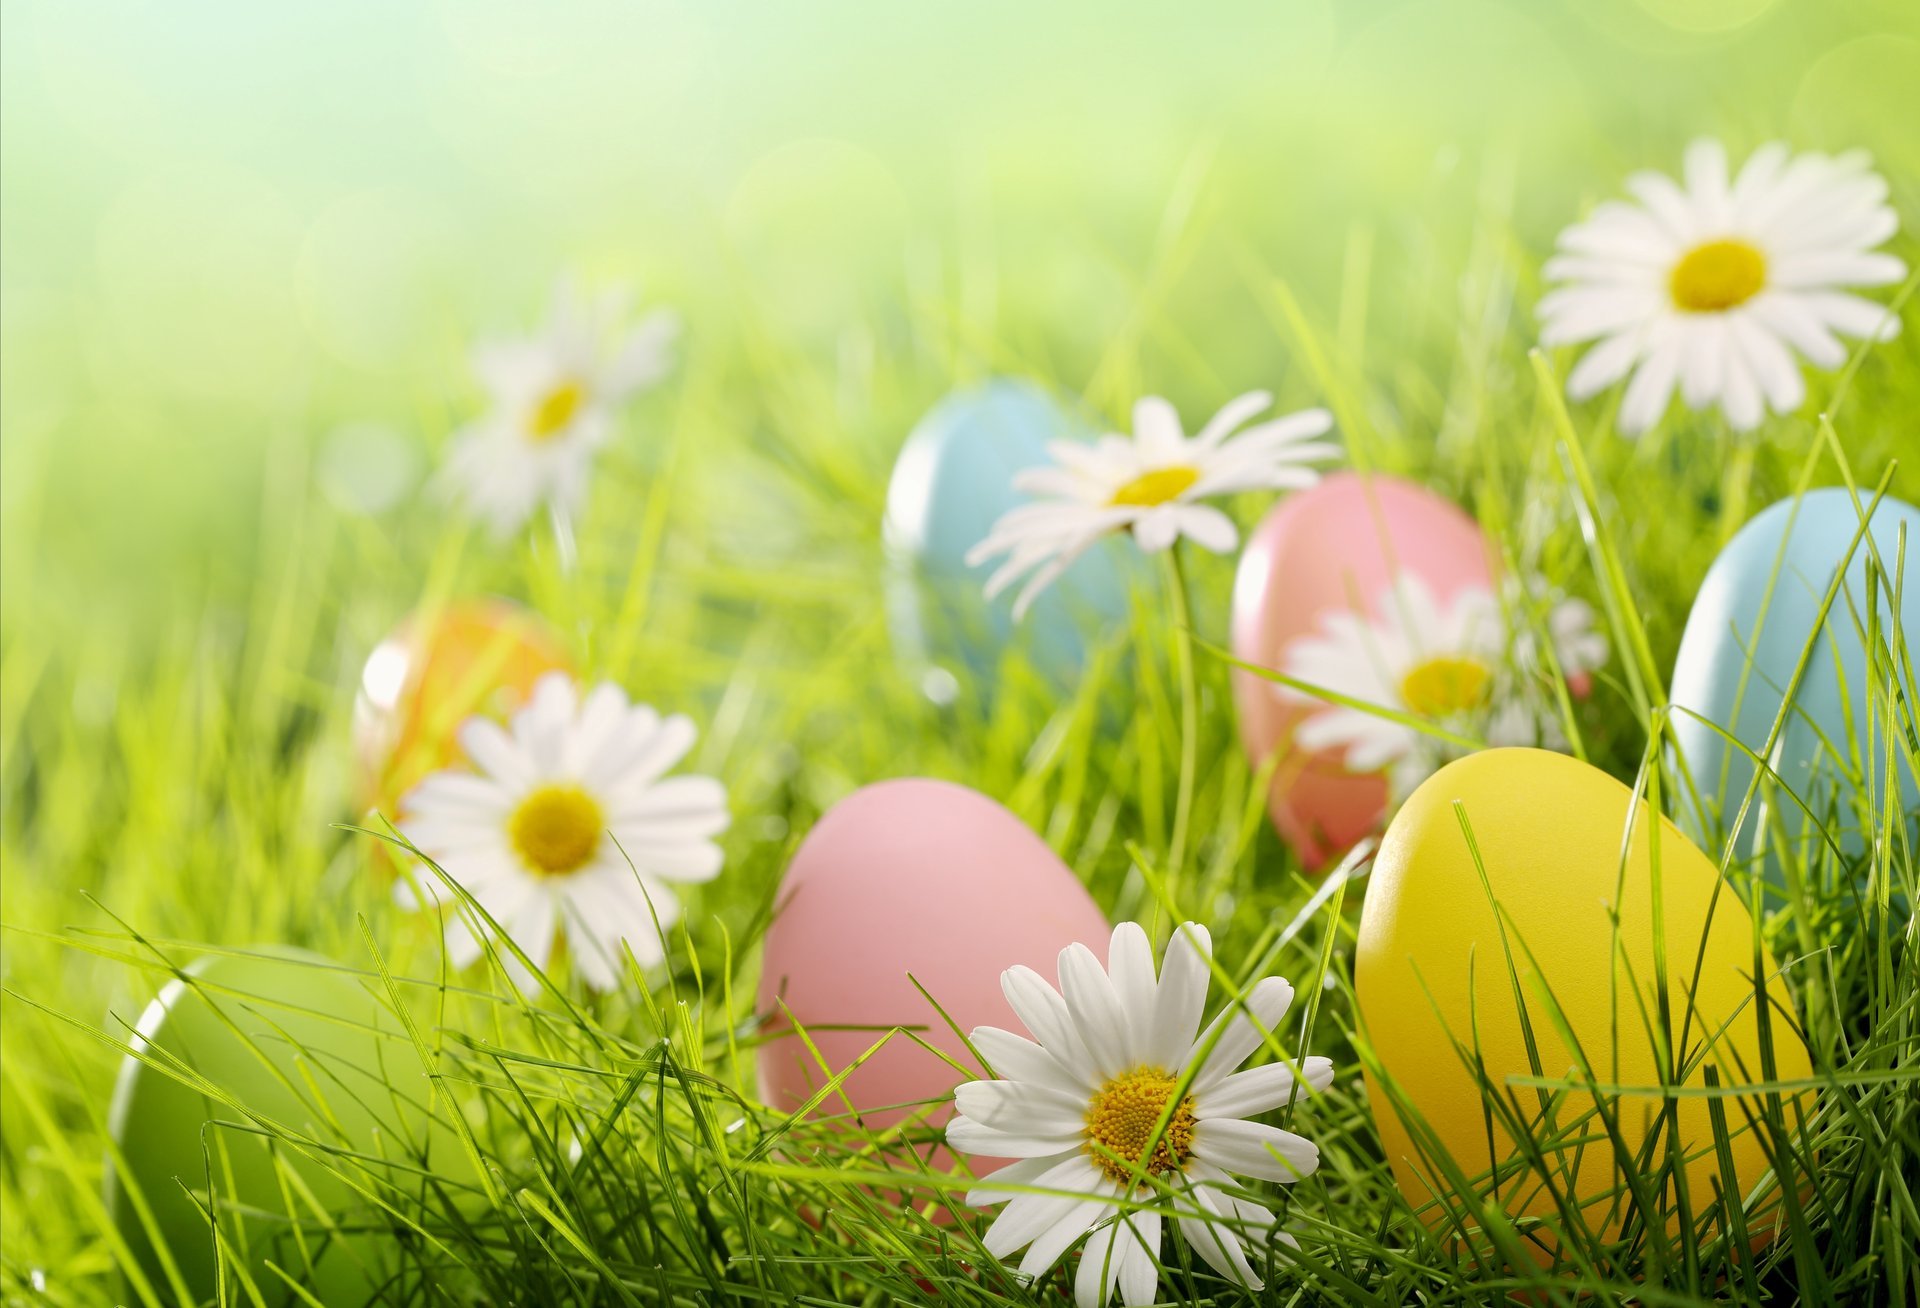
[
  {"x1": 103, "y1": 949, "x2": 413, "y2": 1305},
  {"x1": 757, "y1": 779, "x2": 1109, "y2": 1162},
  {"x1": 1669, "y1": 488, "x2": 1920, "y2": 895},
  {"x1": 884, "y1": 380, "x2": 1130, "y2": 696},
  {"x1": 1230, "y1": 471, "x2": 1497, "y2": 869},
  {"x1": 1356, "y1": 749, "x2": 1813, "y2": 1256},
  {"x1": 353, "y1": 598, "x2": 571, "y2": 818}
]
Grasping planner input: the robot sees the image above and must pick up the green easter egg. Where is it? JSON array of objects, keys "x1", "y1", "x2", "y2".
[{"x1": 103, "y1": 948, "x2": 409, "y2": 1305}]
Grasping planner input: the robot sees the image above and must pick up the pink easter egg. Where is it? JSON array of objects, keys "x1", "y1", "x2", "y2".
[
  {"x1": 1230, "y1": 472, "x2": 1497, "y2": 869},
  {"x1": 757, "y1": 778, "x2": 1109, "y2": 1171}
]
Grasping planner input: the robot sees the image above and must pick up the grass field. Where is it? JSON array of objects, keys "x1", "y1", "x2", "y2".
[{"x1": 3, "y1": 2, "x2": 1918, "y2": 1304}]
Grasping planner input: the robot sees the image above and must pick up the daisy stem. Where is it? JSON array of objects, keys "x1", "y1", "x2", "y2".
[
  {"x1": 1166, "y1": 547, "x2": 1198, "y2": 880},
  {"x1": 549, "y1": 502, "x2": 579, "y2": 576},
  {"x1": 1717, "y1": 425, "x2": 1755, "y2": 547}
]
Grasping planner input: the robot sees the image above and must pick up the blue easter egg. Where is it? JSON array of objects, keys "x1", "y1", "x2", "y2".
[
  {"x1": 883, "y1": 380, "x2": 1131, "y2": 693},
  {"x1": 1668, "y1": 488, "x2": 1920, "y2": 898}
]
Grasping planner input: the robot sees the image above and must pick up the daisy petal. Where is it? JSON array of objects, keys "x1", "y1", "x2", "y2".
[
  {"x1": 1118, "y1": 1208, "x2": 1162, "y2": 1306},
  {"x1": 1002, "y1": 966, "x2": 1099, "y2": 1084},
  {"x1": 1131, "y1": 396, "x2": 1185, "y2": 460},
  {"x1": 1076, "y1": 1221, "x2": 1120, "y2": 1308},
  {"x1": 1019, "y1": 1193, "x2": 1117, "y2": 1281},
  {"x1": 954, "y1": 1079, "x2": 1088, "y2": 1135},
  {"x1": 983, "y1": 1186, "x2": 1090, "y2": 1260},
  {"x1": 972, "y1": 1025, "x2": 1089, "y2": 1097},
  {"x1": 1106, "y1": 924, "x2": 1159, "y2": 1053},
  {"x1": 1566, "y1": 329, "x2": 1646, "y2": 399},
  {"x1": 1176, "y1": 1180, "x2": 1262, "y2": 1291},
  {"x1": 1801, "y1": 290, "x2": 1902, "y2": 342},
  {"x1": 1183, "y1": 977, "x2": 1296, "y2": 1092},
  {"x1": 1169, "y1": 504, "x2": 1238, "y2": 554},
  {"x1": 947, "y1": 1115, "x2": 1086, "y2": 1159},
  {"x1": 1057, "y1": 943, "x2": 1133, "y2": 1080},
  {"x1": 1683, "y1": 137, "x2": 1731, "y2": 228},
  {"x1": 400, "y1": 769, "x2": 513, "y2": 818},
  {"x1": 601, "y1": 309, "x2": 680, "y2": 394},
  {"x1": 1770, "y1": 250, "x2": 1905, "y2": 289},
  {"x1": 1146, "y1": 924, "x2": 1211, "y2": 1069},
  {"x1": 458, "y1": 718, "x2": 537, "y2": 789},
  {"x1": 1194, "y1": 1056, "x2": 1334, "y2": 1120},
  {"x1": 1618, "y1": 336, "x2": 1682, "y2": 435},
  {"x1": 1191, "y1": 1117, "x2": 1320, "y2": 1183},
  {"x1": 1131, "y1": 507, "x2": 1181, "y2": 553},
  {"x1": 1747, "y1": 293, "x2": 1848, "y2": 368},
  {"x1": 1190, "y1": 390, "x2": 1272, "y2": 450},
  {"x1": 966, "y1": 1153, "x2": 1073, "y2": 1206},
  {"x1": 1728, "y1": 313, "x2": 1805, "y2": 417}
]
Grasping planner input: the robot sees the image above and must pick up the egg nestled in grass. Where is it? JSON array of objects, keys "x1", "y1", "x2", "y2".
[
  {"x1": 884, "y1": 381, "x2": 1130, "y2": 699},
  {"x1": 1231, "y1": 471, "x2": 1498, "y2": 869},
  {"x1": 1668, "y1": 488, "x2": 1920, "y2": 900},
  {"x1": 103, "y1": 949, "x2": 425, "y2": 1306},
  {"x1": 756, "y1": 779, "x2": 1108, "y2": 1169},
  {"x1": 1355, "y1": 749, "x2": 1813, "y2": 1261}
]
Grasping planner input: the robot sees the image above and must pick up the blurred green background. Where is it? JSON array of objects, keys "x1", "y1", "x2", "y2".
[{"x1": 4, "y1": 0, "x2": 1916, "y2": 640}]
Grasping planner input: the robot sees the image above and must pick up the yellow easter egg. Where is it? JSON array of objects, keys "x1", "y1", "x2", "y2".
[{"x1": 1355, "y1": 748, "x2": 1812, "y2": 1262}]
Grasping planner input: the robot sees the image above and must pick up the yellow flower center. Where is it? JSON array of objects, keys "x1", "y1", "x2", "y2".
[
  {"x1": 1668, "y1": 239, "x2": 1767, "y2": 313},
  {"x1": 1083, "y1": 1067, "x2": 1197, "y2": 1184},
  {"x1": 527, "y1": 379, "x2": 586, "y2": 442},
  {"x1": 1110, "y1": 466, "x2": 1200, "y2": 508},
  {"x1": 1399, "y1": 656, "x2": 1493, "y2": 718},
  {"x1": 507, "y1": 783, "x2": 604, "y2": 876}
]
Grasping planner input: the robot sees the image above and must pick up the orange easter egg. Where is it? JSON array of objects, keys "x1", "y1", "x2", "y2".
[{"x1": 353, "y1": 599, "x2": 571, "y2": 821}]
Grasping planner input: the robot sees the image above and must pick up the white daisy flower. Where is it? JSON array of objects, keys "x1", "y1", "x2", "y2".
[
  {"x1": 966, "y1": 392, "x2": 1337, "y2": 618},
  {"x1": 949, "y1": 922, "x2": 1332, "y2": 1308},
  {"x1": 1505, "y1": 578, "x2": 1609, "y2": 696},
  {"x1": 398, "y1": 671, "x2": 727, "y2": 992},
  {"x1": 1283, "y1": 575, "x2": 1512, "y2": 798},
  {"x1": 441, "y1": 280, "x2": 679, "y2": 535},
  {"x1": 1544, "y1": 595, "x2": 1608, "y2": 684},
  {"x1": 1535, "y1": 599, "x2": 1608, "y2": 701},
  {"x1": 1540, "y1": 139, "x2": 1905, "y2": 434}
]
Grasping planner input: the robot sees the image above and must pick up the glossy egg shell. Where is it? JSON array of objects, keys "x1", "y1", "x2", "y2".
[
  {"x1": 1231, "y1": 471, "x2": 1497, "y2": 868},
  {"x1": 353, "y1": 598, "x2": 571, "y2": 818},
  {"x1": 1669, "y1": 489, "x2": 1920, "y2": 894},
  {"x1": 103, "y1": 949, "x2": 417, "y2": 1305},
  {"x1": 1356, "y1": 749, "x2": 1813, "y2": 1255},
  {"x1": 756, "y1": 778, "x2": 1109, "y2": 1165},
  {"x1": 884, "y1": 380, "x2": 1131, "y2": 692}
]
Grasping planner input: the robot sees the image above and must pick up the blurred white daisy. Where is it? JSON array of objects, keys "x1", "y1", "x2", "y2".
[
  {"x1": 1544, "y1": 596, "x2": 1608, "y2": 684},
  {"x1": 441, "y1": 280, "x2": 679, "y2": 535},
  {"x1": 966, "y1": 392, "x2": 1337, "y2": 618},
  {"x1": 1282, "y1": 574, "x2": 1606, "y2": 797},
  {"x1": 398, "y1": 671, "x2": 727, "y2": 992},
  {"x1": 1285, "y1": 575, "x2": 1506, "y2": 797},
  {"x1": 1540, "y1": 139, "x2": 1905, "y2": 434},
  {"x1": 949, "y1": 922, "x2": 1331, "y2": 1307},
  {"x1": 1507, "y1": 579, "x2": 1609, "y2": 696}
]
